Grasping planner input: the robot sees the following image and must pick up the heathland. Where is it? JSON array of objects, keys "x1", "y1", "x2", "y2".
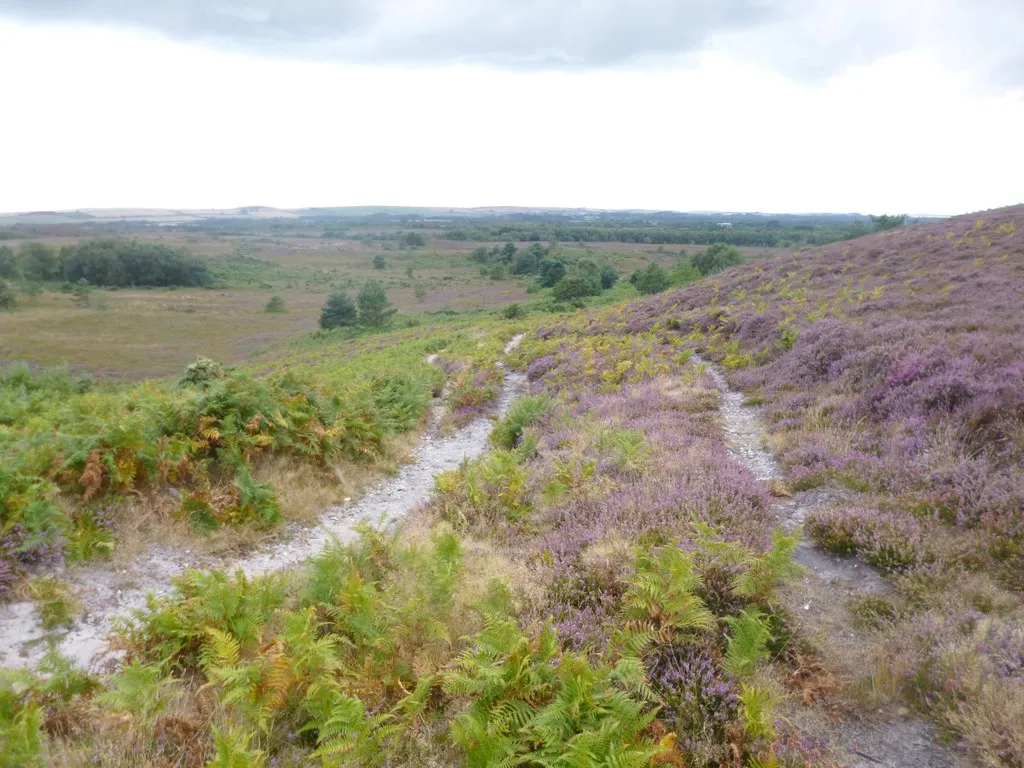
[{"x1": 0, "y1": 207, "x2": 1020, "y2": 768}]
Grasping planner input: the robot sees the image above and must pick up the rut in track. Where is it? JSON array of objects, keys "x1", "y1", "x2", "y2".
[
  {"x1": 0, "y1": 336, "x2": 525, "y2": 672},
  {"x1": 700, "y1": 358, "x2": 968, "y2": 768}
]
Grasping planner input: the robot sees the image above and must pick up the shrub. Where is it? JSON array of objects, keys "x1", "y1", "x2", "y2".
[
  {"x1": 319, "y1": 291, "x2": 358, "y2": 329},
  {"x1": 500, "y1": 302, "x2": 523, "y2": 320},
  {"x1": 373, "y1": 254, "x2": 387, "y2": 270},
  {"x1": 551, "y1": 274, "x2": 598, "y2": 301},
  {"x1": 599, "y1": 264, "x2": 619, "y2": 289},
  {"x1": 630, "y1": 263, "x2": 669, "y2": 295},
  {"x1": 0, "y1": 246, "x2": 17, "y2": 279},
  {"x1": 537, "y1": 259, "x2": 566, "y2": 287},
  {"x1": 668, "y1": 260, "x2": 701, "y2": 286},
  {"x1": 513, "y1": 243, "x2": 546, "y2": 275},
  {"x1": 692, "y1": 243, "x2": 743, "y2": 276},
  {"x1": 178, "y1": 356, "x2": 226, "y2": 389},
  {"x1": 263, "y1": 295, "x2": 285, "y2": 313},
  {"x1": 357, "y1": 280, "x2": 397, "y2": 327},
  {"x1": 0, "y1": 279, "x2": 16, "y2": 310}
]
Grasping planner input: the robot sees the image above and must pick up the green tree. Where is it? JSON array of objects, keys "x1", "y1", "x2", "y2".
[
  {"x1": 357, "y1": 280, "x2": 397, "y2": 327},
  {"x1": 667, "y1": 261, "x2": 701, "y2": 286},
  {"x1": 319, "y1": 291, "x2": 358, "y2": 329},
  {"x1": 372, "y1": 254, "x2": 387, "y2": 270},
  {"x1": 599, "y1": 265, "x2": 619, "y2": 289},
  {"x1": 60, "y1": 237, "x2": 209, "y2": 286},
  {"x1": 551, "y1": 274, "x2": 597, "y2": 301},
  {"x1": 17, "y1": 241, "x2": 60, "y2": 281},
  {"x1": 264, "y1": 295, "x2": 286, "y2": 313},
  {"x1": 692, "y1": 243, "x2": 743, "y2": 276},
  {"x1": 0, "y1": 246, "x2": 17, "y2": 279},
  {"x1": 871, "y1": 214, "x2": 906, "y2": 232},
  {"x1": 0, "y1": 278, "x2": 16, "y2": 309},
  {"x1": 401, "y1": 232, "x2": 427, "y2": 247},
  {"x1": 413, "y1": 282, "x2": 428, "y2": 302},
  {"x1": 512, "y1": 243, "x2": 546, "y2": 275},
  {"x1": 487, "y1": 263, "x2": 508, "y2": 280},
  {"x1": 537, "y1": 259, "x2": 566, "y2": 288},
  {"x1": 630, "y1": 264, "x2": 669, "y2": 295},
  {"x1": 501, "y1": 241, "x2": 517, "y2": 262},
  {"x1": 573, "y1": 260, "x2": 603, "y2": 294},
  {"x1": 471, "y1": 247, "x2": 490, "y2": 264}
]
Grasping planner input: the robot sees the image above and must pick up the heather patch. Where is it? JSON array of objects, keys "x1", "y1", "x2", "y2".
[
  {"x1": 806, "y1": 506, "x2": 939, "y2": 572},
  {"x1": 630, "y1": 207, "x2": 1023, "y2": 564}
]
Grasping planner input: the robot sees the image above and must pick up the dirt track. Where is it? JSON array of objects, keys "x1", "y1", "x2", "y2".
[{"x1": 0, "y1": 336, "x2": 525, "y2": 672}]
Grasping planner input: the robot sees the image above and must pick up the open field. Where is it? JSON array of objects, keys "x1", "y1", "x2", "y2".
[
  {"x1": 0, "y1": 283, "x2": 528, "y2": 379},
  {"x1": 0, "y1": 220, "x2": 787, "y2": 378}
]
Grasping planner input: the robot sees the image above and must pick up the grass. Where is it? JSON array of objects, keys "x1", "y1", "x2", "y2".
[{"x1": 27, "y1": 576, "x2": 80, "y2": 630}]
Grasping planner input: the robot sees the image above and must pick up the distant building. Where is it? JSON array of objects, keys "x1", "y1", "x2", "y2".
[{"x1": 717, "y1": 222, "x2": 733, "y2": 228}]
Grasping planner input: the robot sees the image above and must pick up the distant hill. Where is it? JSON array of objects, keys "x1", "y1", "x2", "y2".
[{"x1": 0, "y1": 205, "x2": 946, "y2": 226}]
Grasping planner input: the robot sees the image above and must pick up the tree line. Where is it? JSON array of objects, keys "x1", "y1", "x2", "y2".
[
  {"x1": 0, "y1": 238, "x2": 210, "y2": 288},
  {"x1": 447, "y1": 222, "x2": 863, "y2": 248}
]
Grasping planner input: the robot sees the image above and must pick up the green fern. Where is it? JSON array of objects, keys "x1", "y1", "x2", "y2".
[
  {"x1": 723, "y1": 608, "x2": 772, "y2": 678},
  {"x1": 732, "y1": 528, "x2": 802, "y2": 603},
  {"x1": 98, "y1": 661, "x2": 178, "y2": 724},
  {"x1": 0, "y1": 704, "x2": 46, "y2": 768},
  {"x1": 206, "y1": 726, "x2": 266, "y2": 768},
  {"x1": 738, "y1": 683, "x2": 780, "y2": 742},
  {"x1": 621, "y1": 545, "x2": 714, "y2": 639}
]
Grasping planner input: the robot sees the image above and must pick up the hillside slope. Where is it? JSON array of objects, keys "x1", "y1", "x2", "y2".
[
  {"x1": 2, "y1": 208, "x2": 1020, "y2": 767},
  {"x1": 607, "y1": 205, "x2": 1024, "y2": 762},
  {"x1": 635, "y1": 205, "x2": 1023, "y2": 574}
]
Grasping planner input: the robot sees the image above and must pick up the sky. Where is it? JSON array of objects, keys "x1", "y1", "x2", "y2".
[{"x1": 1, "y1": 1, "x2": 1022, "y2": 216}]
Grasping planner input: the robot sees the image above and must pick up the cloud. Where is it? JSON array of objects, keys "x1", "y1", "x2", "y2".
[{"x1": 1, "y1": 0, "x2": 1022, "y2": 85}]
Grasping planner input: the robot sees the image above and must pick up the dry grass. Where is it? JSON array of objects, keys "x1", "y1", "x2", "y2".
[
  {"x1": 0, "y1": 289, "x2": 321, "y2": 378},
  {"x1": 0, "y1": 231, "x2": 531, "y2": 379},
  {"x1": 95, "y1": 428, "x2": 426, "y2": 564}
]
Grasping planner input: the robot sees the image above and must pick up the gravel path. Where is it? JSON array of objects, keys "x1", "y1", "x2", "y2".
[
  {"x1": 0, "y1": 336, "x2": 525, "y2": 672},
  {"x1": 699, "y1": 357, "x2": 967, "y2": 768}
]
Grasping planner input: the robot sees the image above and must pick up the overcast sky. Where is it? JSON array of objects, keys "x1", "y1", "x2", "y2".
[{"x1": 1, "y1": 1, "x2": 1022, "y2": 215}]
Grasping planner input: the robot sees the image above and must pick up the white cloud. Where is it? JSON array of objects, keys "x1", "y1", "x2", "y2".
[{"x1": 0, "y1": 20, "x2": 1021, "y2": 215}]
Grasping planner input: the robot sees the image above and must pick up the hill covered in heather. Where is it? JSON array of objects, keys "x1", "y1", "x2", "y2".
[
  {"x1": 633, "y1": 205, "x2": 1023, "y2": 571},
  {"x1": 602, "y1": 205, "x2": 1024, "y2": 761}
]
